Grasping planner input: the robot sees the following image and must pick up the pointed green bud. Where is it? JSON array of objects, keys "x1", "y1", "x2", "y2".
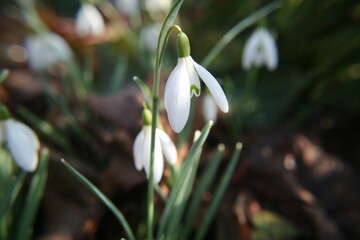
[
  {"x1": 142, "y1": 108, "x2": 152, "y2": 126},
  {"x1": 177, "y1": 32, "x2": 191, "y2": 58},
  {"x1": 0, "y1": 105, "x2": 11, "y2": 120}
]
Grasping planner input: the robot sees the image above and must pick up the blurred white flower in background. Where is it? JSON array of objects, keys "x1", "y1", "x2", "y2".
[
  {"x1": 133, "y1": 126, "x2": 177, "y2": 183},
  {"x1": 144, "y1": 0, "x2": 172, "y2": 13},
  {"x1": 242, "y1": 27, "x2": 278, "y2": 71},
  {"x1": 75, "y1": 3, "x2": 105, "y2": 37},
  {"x1": 25, "y1": 31, "x2": 73, "y2": 71},
  {"x1": 202, "y1": 92, "x2": 218, "y2": 123},
  {"x1": 1, "y1": 119, "x2": 40, "y2": 172},
  {"x1": 139, "y1": 22, "x2": 162, "y2": 53},
  {"x1": 115, "y1": 0, "x2": 140, "y2": 16}
]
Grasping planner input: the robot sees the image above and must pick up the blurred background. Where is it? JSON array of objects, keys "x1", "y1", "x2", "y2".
[{"x1": 0, "y1": 0, "x2": 360, "y2": 239}]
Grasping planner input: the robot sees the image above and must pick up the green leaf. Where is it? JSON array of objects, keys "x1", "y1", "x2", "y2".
[
  {"x1": 182, "y1": 144, "x2": 225, "y2": 239},
  {"x1": 15, "y1": 148, "x2": 50, "y2": 240},
  {"x1": 133, "y1": 76, "x2": 153, "y2": 108},
  {"x1": 107, "y1": 54, "x2": 128, "y2": 93},
  {"x1": 195, "y1": 142, "x2": 243, "y2": 240},
  {"x1": 156, "y1": 121, "x2": 213, "y2": 240},
  {"x1": 61, "y1": 159, "x2": 136, "y2": 240}
]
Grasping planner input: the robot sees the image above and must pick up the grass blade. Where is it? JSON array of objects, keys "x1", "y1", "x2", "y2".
[
  {"x1": 61, "y1": 159, "x2": 136, "y2": 240},
  {"x1": 195, "y1": 142, "x2": 243, "y2": 240},
  {"x1": 182, "y1": 144, "x2": 225, "y2": 239},
  {"x1": 156, "y1": 121, "x2": 213, "y2": 240},
  {"x1": 15, "y1": 148, "x2": 50, "y2": 240}
]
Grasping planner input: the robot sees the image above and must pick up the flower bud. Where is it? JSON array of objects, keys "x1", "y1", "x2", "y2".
[{"x1": 142, "y1": 108, "x2": 152, "y2": 126}]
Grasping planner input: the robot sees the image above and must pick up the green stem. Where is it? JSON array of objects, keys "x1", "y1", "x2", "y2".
[
  {"x1": 147, "y1": 1, "x2": 185, "y2": 238},
  {"x1": 201, "y1": 0, "x2": 282, "y2": 68}
]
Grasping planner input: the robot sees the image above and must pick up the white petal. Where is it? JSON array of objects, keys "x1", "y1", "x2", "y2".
[
  {"x1": 164, "y1": 58, "x2": 191, "y2": 133},
  {"x1": 144, "y1": 0, "x2": 172, "y2": 13},
  {"x1": 5, "y1": 119, "x2": 39, "y2": 172},
  {"x1": 75, "y1": 4, "x2": 105, "y2": 36},
  {"x1": 192, "y1": 59, "x2": 229, "y2": 113},
  {"x1": 115, "y1": 0, "x2": 140, "y2": 16},
  {"x1": 260, "y1": 28, "x2": 278, "y2": 71},
  {"x1": 139, "y1": 23, "x2": 161, "y2": 53},
  {"x1": 143, "y1": 127, "x2": 164, "y2": 184},
  {"x1": 185, "y1": 56, "x2": 201, "y2": 97},
  {"x1": 25, "y1": 32, "x2": 73, "y2": 71},
  {"x1": 242, "y1": 29, "x2": 262, "y2": 70},
  {"x1": 157, "y1": 129, "x2": 177, "y2": 165},
  {"x1": 133, "y1": 129, "x2": 145, "y2": 171},
  {"x1": 202, "y1": 93, "x2": 218, "y2": 123}
]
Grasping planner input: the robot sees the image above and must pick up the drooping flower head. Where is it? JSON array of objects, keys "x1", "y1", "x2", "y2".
[
  {"x1": 133, "y1": 108, "x2": 177, "y2": 183},
  {"x1": 25, "y1": 31, "x2": 73, "y2": 71},
  {"x1": 0, "y1": 106, "x2": 39, "y2": 172},
  {"x1": 242, "y1": 27, "x2": 278, "y2": 71},
  {"x1": 164, "y1": 32, "x2": 229, "y2": 133},
  {"x1": 75, "y1": 3, "x2": 105, "y2": 37}
]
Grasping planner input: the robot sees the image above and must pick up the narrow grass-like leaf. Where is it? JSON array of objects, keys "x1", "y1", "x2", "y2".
[
  {"x1": 61, "y1": 159, "x2": 136, "y2": 240},
  {"x1": 156, "y1": 121, "x2": 213, "y2": 240},
  {"x1": 107, "y1": 54, "x2": 128, "y2": 93},
  {"x1": 182, "y1": 144, "x2": 225, "y2": 239},
  {"x1": 133, "y1": 76, "x2": 153, "y2": 108},
  {"x1": 15, "y1": 148, "x2": 49, "y2": 240},
  {"x1": 195, "y1": 143, "x2": 243, "y2": 240},
  {"x1": 163, "y1": 144, "x2": 202, "y2": 240},
  {"x1": 0, "y1": 171, "x2": 26, "y2": 218}
]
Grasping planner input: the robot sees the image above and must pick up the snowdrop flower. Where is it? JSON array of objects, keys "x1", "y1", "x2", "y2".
[
  {"x1": 75, "y1": 3, "x2": 105, "y2": 37},
  {"x1": 202, "y1": 92, "x2": 218, "y2": 123},
  {"x1": 144, "y1": 0, "x2": 172, "y2": 13},
  {"x1": 164, "y1": 32, "x2": 229, "y2": 133},
  {"x1": 242, "y1": 27, "x2": 278, "y2": 71},
  {"x1": 139, "y1": 22, "x2": 162, "y2": 53},
  {"x1": 25, "y1": 31, "x2": 73, "y2": 71},
  {"x1": 133, "y1": 109, "x2": 177, "y2": 183},
  {"x1": 1, "y1": 119, "x2": 39, "y2": 172},
  {"x1": 115, "y1": 0, "x2": 140, "y2": 16}
]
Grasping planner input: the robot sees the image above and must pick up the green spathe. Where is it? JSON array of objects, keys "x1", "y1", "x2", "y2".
[
  {"x1": 142, "y1": 108, "x2": 152, "y2": 126},
  {"x1": 0, "y1": 105, "x2": 11, "y2": 120},
  {"x1": 177, "y1": 32, "x2": 191, "y2": 58}
]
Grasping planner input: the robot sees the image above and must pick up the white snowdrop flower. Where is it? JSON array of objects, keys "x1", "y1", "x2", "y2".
[
  {"x1": 25, "y1": 31, "x2": 73, "y2": 71},
  {"x1": 164, "y1": 32, "x2": 229, "y2": 133},
  {"x1": 115, "y1": 0, "x2": 140, "y2": 16},
  {"x1": 133, "y1": 109, "x2": 177, "y2": 183},
  {"x1": 75, "y1": 3, "x2": 105, "y2": 37},
  {"x1": 2, "y1": 119, "x2": 40, "y2": 172},
  {"x1": 139, "y1": 22, "x2": 162, "y2": 53},
  {"x1": 144, "y1": 0, "x2": 172, "y2": 13},
  {"x1": 202, "y1": 92, "x2": 218, "y2": 123},
  {"x1": 242, "y1": 27, "x2": 278, "y2": 71}
]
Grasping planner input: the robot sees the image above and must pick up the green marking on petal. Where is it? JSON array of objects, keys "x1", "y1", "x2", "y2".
[{"x1": 190, "y1": 85, "x2": 200, "y2": 97}]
